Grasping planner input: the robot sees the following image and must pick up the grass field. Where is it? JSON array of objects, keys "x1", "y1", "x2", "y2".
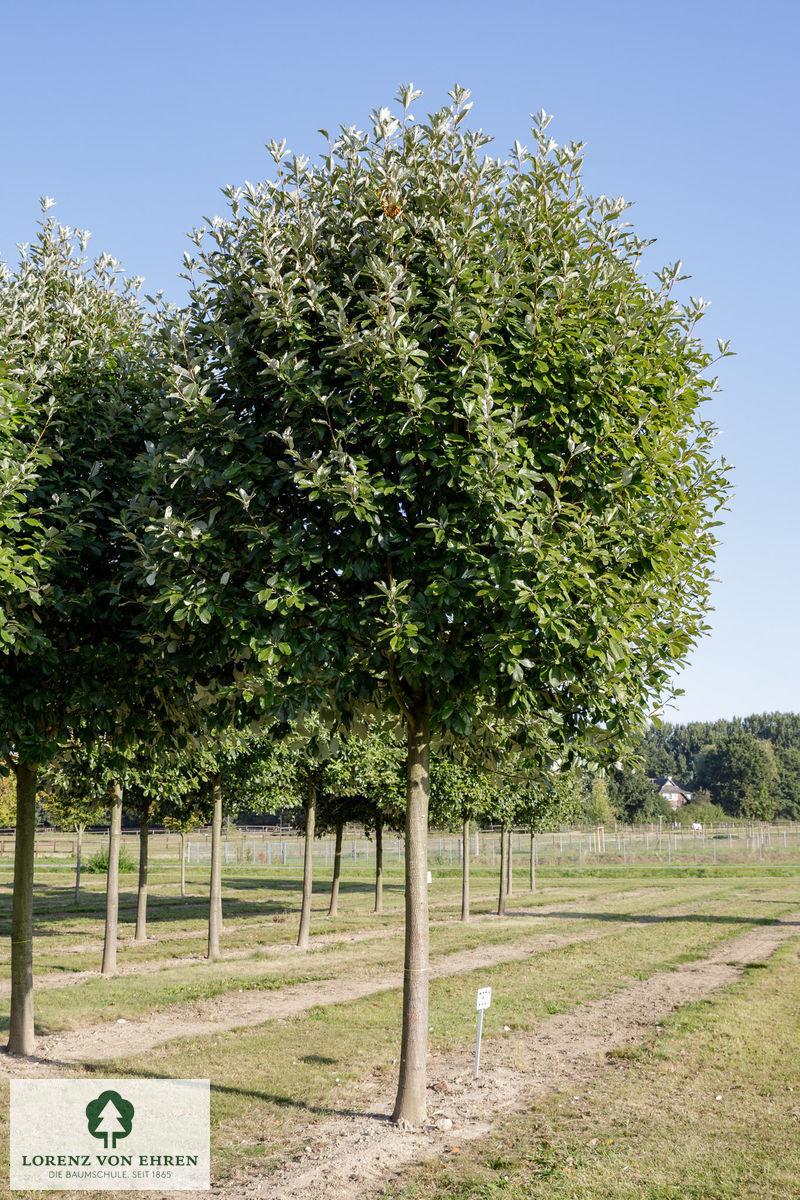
[
  {"x1": 1, "y1": 859, "x2": 798, "y2": 1197},
  {"x1": 389, "y1": 938, "x2": 800, "y2": 1200}
]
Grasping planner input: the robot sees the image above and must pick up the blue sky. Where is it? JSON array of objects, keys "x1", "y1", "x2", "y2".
[{"x1": 3, "y1": 0, "x2": 798, "y2": 724}]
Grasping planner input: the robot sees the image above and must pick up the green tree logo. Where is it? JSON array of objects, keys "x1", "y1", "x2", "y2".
[{"x1": 85, "y1": 1090, "x2": 135, "y2": 1149}]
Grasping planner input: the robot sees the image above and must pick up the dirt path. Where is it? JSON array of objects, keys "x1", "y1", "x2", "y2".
[
  {"x1": 16, "y1": 927, "x2": 614, "y2": 1065},
  {"x1": 2, "y1": 895, "x2": 785, "y2": 1068},
  {"x1": 0, "y1": 888, "x2": 652, "y2": 997},
  {"x1": 0, "y1": 894, "x2": 486, "y2": 970},
  {"x1": 206, "y1": 913, "x2": 800, "y2": 1200},
  {"x1": 4, "y1": 882, "x2": 652, "y2": 970}
]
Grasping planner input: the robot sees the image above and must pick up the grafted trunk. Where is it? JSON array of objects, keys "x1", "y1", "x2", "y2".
[
  {"x1": 134, "y1": 804, "x2": 150, "y2": 942},
  {"x1": 530, "y1": 830, "x2": 536, "y2": 892},
  {"x1": 497, "y1": 822, "x2": 508, "y2": 916},
  {"x1": 101, "y1": 781, "x2": 123, "y2": 977},
  {"x1": 391, "y1": 702, "x2": 431, "y2": 1127},
  {"x1": 8, "y1": 762, "x2": 38, "y2": 1055},
  {"x1": 207, "y1": 776, "x2": 223, "y2": 961},
  {"x1": 74, "y1": 824, "x2": 85, "y2": 906},
  {"x1": 297, "y1": 784, "x2": 316, "y2": 949},
  {"x1": 327, "y1": 820, "x2": 343, "y2": 918},
  {"x1": 460, "y1": 817, "x2": 470, "y2": 922},
  {"x1": 374, "y1": 815, "x2": 384, "y2": 914}
]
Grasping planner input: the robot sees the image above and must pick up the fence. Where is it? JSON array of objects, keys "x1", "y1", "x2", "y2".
[
  {"x1": 1, "y1": 821, "x2": 799, "y2": 869},
  {"x1": 175, "y1": 821, "x2": 800, "y2": 870}
]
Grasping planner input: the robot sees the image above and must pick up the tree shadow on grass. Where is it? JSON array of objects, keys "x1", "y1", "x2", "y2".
[
  {"x1": 0, "y1": 877, "x2": 405, "y2": 938},
  {"x1": 0, "y1": 1052, "x2": 390, "y2": 1121},
  {"x1": 503, "y1": 908, "x2": 800, "y2": 926}
]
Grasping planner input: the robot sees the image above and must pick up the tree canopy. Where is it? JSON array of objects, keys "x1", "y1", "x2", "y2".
[
  {"x1": 141, "y1": 87, "x2": 729, "y2": 749},
  {"x1": 695, "y1": 731, "x2": 776, "y2": 819},
  {"x1": 133, "y1": 85, "x2": 730, "y2": 1124}
]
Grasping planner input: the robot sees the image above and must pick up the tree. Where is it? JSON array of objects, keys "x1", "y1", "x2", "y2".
[
  {"x1": 161, "y1": 786, "x2": 210, "y2": 899},
  {"x1": 138, "y1": 88, "x2": 730, "y2": 1124},
  {"x1": 39, "y1": 754, "x2": 110, "y2": 906},
  {"x1": 584, "y1": 776, "x2": 616, "y2": 826},
  {"x1": 430, "y1": 754, "x2": 494, "y2": 921},
  {"x1": 127, "y1": 752, "x2": 213, "y2": 944},
  {"x1": 695, "y1": 732, "x2": 775, "y2": 819},
  {"x1": 185, "y1": 735, "x2": 250, "y2": 961},
  {"x1": 0, "y1": 211, "x2": 163, "y2": 1054},
  {"x1": 609, "y1": 769, "x2": 672, "y2": 823},
  {"x1": 492, "y1": 784, "x2": 518, "y2": 917},
  {"x1": 323, "y1": 722, "x2": 405, "y2": 915},
  {"x1": 514, "y1": 765, "x2": 584, "y2": 891},
  {"x1": 775, "y1": 747, "x2": 800, "y2": 820},
  {"x1": 252, "y1": 717, "x2": 339, "y2": 950}
]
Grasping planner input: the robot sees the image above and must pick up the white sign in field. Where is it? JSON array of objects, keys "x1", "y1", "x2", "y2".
[{"x1": 474, "y1": 986, "x2": 493, "y2": 1077}]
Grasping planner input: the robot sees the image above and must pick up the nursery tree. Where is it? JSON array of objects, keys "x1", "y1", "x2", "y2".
[
  {"x1": 323, "y1": 722, "x2": 405, "y2": 914},
  {"x1": 253, "y1": 716, "x2": 339, "y2": 949},
  {"x1": 127, "y1": 752, "x2": 214, "y2": 944},
  {"x1": 430, "y1": 754, "x2": 495, "y2": 921},
  {"x1": 40, "y1": 756, "x2": 111, "y2": 905},
  {"x1": 139, "y1": 88, "x2": 730, "y2": 1123},
  {"x1": 0, "y1": 212, "x2": 164, "y2": 1054},
  {"x1": 162, "y1": 785, "x2": 213, "y2": 899},
  {"x1": 513, "y1": 765, "x2": 584, "y2": 891},
  {"x1": 584, "y1": 776, "x2": 616, "y2": 826}
]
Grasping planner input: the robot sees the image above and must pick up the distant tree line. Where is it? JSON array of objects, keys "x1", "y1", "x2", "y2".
[{"x1": 607, "y1": 712, "x2": 800, "y2": 823}]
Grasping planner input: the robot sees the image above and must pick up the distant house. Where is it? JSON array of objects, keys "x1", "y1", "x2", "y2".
[{"x1": 650, "y1": 776, "x2": 693, "y2": 810}]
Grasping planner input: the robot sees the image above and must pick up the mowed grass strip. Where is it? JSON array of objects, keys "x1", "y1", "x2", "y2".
[
  {"x1": 2, "y1": 878, "x2": 785, "y2": 1033},
  {"x1": 388, "y1": 939, "x2": 800, "y2": 1200},
  {"x1": 58, "y1": 881, "x2": 798, "y2": 1182}
]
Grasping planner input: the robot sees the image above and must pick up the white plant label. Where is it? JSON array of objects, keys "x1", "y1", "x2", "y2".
[
  {"x1": 427, "y1": 870, "x2": 432, "y2": 884},
  {"x1": 476, "y1": 986, "x2": 492, "y2": 1011}
]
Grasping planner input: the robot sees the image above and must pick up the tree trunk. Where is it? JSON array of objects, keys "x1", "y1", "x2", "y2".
[
  {"x1": 327, "y1": 820, "x2": 343, "y2": 918},
  {"x1": 8, "y1": 762, "x2": 38, "y2": 1055},
  {"x1": 134, "y1": 804, "x2": 150, "y2": 943},
  {"x1": 507, "y1": 826, "x2": 513, "y2": 896},
  {"x1": 207, "y1": 775, "x2": 223, "y2": 961},
  {"x1": 374, "y1": 815, "x2": 384, "y2": 914},
  {"x1": 74, "y1": 824, "x2": 84, "y2": 906},
  {"x1": 391, "y1": 703, "x2": 431, "y2": 1127},
  {"x1": 180, "y1": 831, "x2": 186, "y2": 899},
  {"x1": 101, "y1": 781, "x2": 123, "y2": 977},
  {"x1": 461, "y1": 817, "x2": 470, "y2": 922},
  {"x1": 530, "y1": 830, "x2": 536, "y2": 892},
  {"x1": 297, "y1": 784, "x2": 316, "y2": 949},
  {"x1": 497, "y1": 822, "x2": 508, "y2": 916}
]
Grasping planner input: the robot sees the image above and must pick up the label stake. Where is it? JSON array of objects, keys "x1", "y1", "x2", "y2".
[{"x1": 474, "y1": 986, "x2": 492, "y2": 1077}]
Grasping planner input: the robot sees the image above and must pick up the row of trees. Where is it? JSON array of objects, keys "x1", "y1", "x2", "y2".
[
  {"x1": 39, "y1": 720, "x2": 585, "y2": 931},
  {"x1": 1, "y1": 87, "x2": 730, "y2": 1124}
]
